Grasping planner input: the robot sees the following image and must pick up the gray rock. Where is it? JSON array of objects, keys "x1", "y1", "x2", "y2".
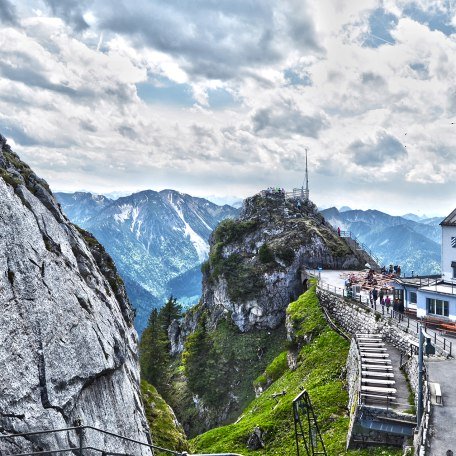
[{"x1": 0, "y1": 138, "x2": 151, "y2": 454}]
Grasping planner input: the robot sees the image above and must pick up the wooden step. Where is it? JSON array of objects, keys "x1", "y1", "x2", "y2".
[
  {"x1": 361, "y1": 364, "x2": 393, "y2": 370},
  {"x1": 361, "y1": 386, "x2": 397, "y2": 394},
  {"x1": 362, "y1": 379, "x2": 396, "y2": 386},
  {"x1": 361, "y1": 353, "x2": 389, "y2": 358},
  {"x1": 361, "y1": 358, "x2": 391, "y2": 364},
  {"x1": 362, "y1": 371, "x2": 394, "y2": 378}
]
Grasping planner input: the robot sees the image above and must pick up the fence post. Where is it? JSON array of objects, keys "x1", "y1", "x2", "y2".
[{"x1": 77, "y1": 426, "x2": 84, "y2": 456}]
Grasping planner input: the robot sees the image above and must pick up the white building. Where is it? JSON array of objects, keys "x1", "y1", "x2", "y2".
[{"x1": 394, "y1": 208, "x2": 456, "y2": 321}]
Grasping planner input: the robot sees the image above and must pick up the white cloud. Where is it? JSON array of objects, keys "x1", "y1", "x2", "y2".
[{"x1": 0, "y1": 1, "x2": 455, "y2": 216}]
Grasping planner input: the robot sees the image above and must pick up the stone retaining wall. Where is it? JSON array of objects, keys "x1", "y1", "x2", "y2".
[{"x1": 318, "y1": 288, "x2": 420, "y2": 354}]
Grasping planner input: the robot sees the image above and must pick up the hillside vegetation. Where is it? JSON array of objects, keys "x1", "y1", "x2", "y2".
[{"x1": 190, "y1": 284, "x2": 402, "y2": 455}]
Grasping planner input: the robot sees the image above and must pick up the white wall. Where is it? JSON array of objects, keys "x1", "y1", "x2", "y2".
[
  {"x1": 417, "y1": 289, "x2": 456, "y2": 321},
  {"x1": 441, "y1": 225, "x2": 456, "y2": 279}
]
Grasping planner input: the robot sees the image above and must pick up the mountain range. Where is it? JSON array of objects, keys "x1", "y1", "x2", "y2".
[
  {"x1": 56, "y1": 190, "x2": 238, "y2": 332},
  {"x1": 321, "y1": 207, "x2": 442, "y2": 275}
]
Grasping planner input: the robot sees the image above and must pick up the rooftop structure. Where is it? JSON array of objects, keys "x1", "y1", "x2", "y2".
[{"x1": 440, "y1": 208, "x2": 456, "y2": 226}]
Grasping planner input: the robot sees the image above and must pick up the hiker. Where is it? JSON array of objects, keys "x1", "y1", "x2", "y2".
[
  {"x1": 385, "y1": 296, "x2": 391, "y2": 310},
  {"x1": 369, "y1": 290, "x2": 373, "y2": 305},
  {"x1": 389, "y1": 264, "x2": 393, "y2": 274},
  {"x1": 397, "y1": 265, "x2": 401, "y2": 276},
  {"x1": 379, "y1": 289, "x2": 384, "y2": 303},
  {"x1": 372, "y1": 288, "x2": 378, "y2": 304},
  {"x1": 386, "y1": 297, "x2": 391, "y2": 313},
  {"x1": 337, "y1": 226, "x2": 341, "y2": 236}
]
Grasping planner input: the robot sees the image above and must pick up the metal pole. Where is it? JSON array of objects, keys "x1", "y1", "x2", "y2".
[
  {"x1": 417, "y1": 325, "x2": 424, "y2": 428},
  {"x1": 79, "y1": 428, "x2": 84, "y2": 456}
]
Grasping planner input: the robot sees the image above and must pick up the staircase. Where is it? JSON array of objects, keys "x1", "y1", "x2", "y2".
[{"x1": 339, "y1": 231, "x2": 381, "y2": 270}]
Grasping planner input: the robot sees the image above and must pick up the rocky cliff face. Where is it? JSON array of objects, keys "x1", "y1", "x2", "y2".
[
  {"x1": 170, "y1": 190, "x2": 364, "y2": 353},
  {"x1": 0, "y1": 136, "x2": 151, "y2": 454}
]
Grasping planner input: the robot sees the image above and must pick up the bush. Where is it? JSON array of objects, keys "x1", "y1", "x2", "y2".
[{"x1": 258, "y1": 243, "x2": 274, "y2": 264}]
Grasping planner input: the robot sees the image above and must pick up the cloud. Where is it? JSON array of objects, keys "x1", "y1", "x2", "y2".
[
  {"x1": 251, "y1": 100, "x2": 328, "y2": 138},
  {"x1": 348, "y1": 132, "x2": 407, "y2": 167},
  {"x1": 0, "y1": 0, "x2": 17, "y2": 25},
  {"x1": 43, "y1": 0, "x2": 90, "y2": 31}
]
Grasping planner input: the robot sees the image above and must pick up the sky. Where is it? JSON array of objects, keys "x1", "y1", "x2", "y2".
[{"x1": 0, "y1": 0, "x2": 455, "y2": 216}]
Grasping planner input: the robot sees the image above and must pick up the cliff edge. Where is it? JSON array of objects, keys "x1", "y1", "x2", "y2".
[{"x1": 0, "y1": 135, "x2": 151, "y2": 454}]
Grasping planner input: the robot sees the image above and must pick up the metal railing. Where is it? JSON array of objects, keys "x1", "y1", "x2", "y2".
[
  {"x1": 316, "y1": 279, "x2": 453, "y2": 357},
  {"x1": 339, "y1": 231, "x2": 381, "y2": 267},
  {"x1": 0, "y1": 426, "x2": 243, "y2": 456}
]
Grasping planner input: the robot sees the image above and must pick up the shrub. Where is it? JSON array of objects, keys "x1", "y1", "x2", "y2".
[{"x1": 258, "y1": 243, "x2": 274, "y2": 264}]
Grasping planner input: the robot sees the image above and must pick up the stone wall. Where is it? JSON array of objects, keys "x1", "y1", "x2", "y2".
[{"x1": 318, "y1": 288, "x2": 425, "y2": 355}]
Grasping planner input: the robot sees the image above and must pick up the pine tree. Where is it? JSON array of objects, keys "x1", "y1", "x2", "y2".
[{"x1": 139, "y1": 308, "x2": 168, "y2": 390}]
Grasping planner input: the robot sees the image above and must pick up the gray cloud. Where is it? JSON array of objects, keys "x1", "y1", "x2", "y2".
[
  {"x1": 0, "y1": 0, "x2": 17, "y2": 25},
  {"x1": 348, "y1": 132, "x2": 407, "y2": 167},
  {"x1": 41, "y1": 0, "x2": 319, "y2": 80},
  {"x1": 43, "y1": 0, "x2": 90, "y2": 31},
  {"x1": 252, "y1": 101, "x2": 328, "y2": 138}
]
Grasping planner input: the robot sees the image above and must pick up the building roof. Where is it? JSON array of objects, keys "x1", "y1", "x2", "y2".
[
  {"x1": 419, "y1": 280, "x2": 456, "y2": 296},
  {"x1": 440, "y1": 208, "x2": 456, "y2": 226}
]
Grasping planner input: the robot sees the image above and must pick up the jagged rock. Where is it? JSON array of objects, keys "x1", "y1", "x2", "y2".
[
  {"x1": 169, "y1": 190, "x2": 365, "y2": 339},
  {"x1": 0, "y1": 136, "x2": 151, "y2": 454},
  {"x1": 246, "y1": 426, "x2": 265, "y2": 450}
]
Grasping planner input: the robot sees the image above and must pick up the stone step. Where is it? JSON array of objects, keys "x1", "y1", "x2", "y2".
[
  {"x1": 361, "y1": 353, "x2": 389, "y2": 358},
  {"x1": 361, "y1": 386, "x2": 397, "y2": 394}
]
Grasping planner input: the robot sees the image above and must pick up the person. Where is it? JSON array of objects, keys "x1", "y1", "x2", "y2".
[
  {"x1": 386, "y1": 297, "x2": 391, "y2": 313},
  {"x1": 372, "y1": 288, "x2": 378, "y2": 304},
  {"x1": 385, "y1": 296, "x2": 391, "y2": 309},
  {"x1": 337, "y1": 226, "x2": 341, "y2": 236},
  {"x1": 397, "y1": 265, "x2": 401, "y2": 276},
  {"x1": 379, "y1": 289, "x2": 384, "y2": 302}
]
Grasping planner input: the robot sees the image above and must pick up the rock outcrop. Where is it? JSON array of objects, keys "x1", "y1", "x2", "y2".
[
  {"x1": 0, "y1": 135, "x2": 151, "y2": 454},
  {"x1": 170, "y1": 190, "x2": 365, "y2": 353}
]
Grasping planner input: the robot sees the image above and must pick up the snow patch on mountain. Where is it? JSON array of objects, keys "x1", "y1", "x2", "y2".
[
  {"x1": 114, "y1": 204, "x2": 133, "y2": 223},
  {"x1": 170, "y1": 199, "x2": 209, "y2": 262}
]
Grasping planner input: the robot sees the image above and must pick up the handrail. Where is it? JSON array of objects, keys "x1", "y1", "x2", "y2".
[
  {"x1": 0, "y1": 425, "x2": 244, "y2": 456},
  {"x1": 339, "y1": 231, "x2": 382, "y2": 267},
  {"x1": 314, "y1": 277, "x2": 453, "y2": 357}
]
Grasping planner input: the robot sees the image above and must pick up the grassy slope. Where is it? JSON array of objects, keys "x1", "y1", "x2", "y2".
[
  {"x1": 141, "y1": 380, "x2": 188, "y2": 455},
  {"x1": 190, "y1": 285, "x2": 402, "y2": 456}
]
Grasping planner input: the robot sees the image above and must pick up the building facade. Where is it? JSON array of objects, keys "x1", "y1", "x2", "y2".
[{"x1": 394, "y1": 208, "x2": 456, "y2": 322}]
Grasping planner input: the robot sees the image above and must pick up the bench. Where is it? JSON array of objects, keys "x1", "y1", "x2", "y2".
[
  {"x1": 435, "y1": 383, "x2": 442, "y2": 405},
  {"x1": 440, "y1": 324, "x2": 456, "y2": 337}
]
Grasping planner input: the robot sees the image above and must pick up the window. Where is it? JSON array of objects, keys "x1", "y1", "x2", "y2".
[
  {"x1": 410, "y1": 292, "x2": 417, "y2": 304},
  {"x1": 426, "y1": 298, "x2": 449, "y2": 317}
]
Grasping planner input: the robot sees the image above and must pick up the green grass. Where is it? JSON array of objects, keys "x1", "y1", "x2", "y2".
[
  {"x1": 190, "y1": 285, "x2": 403, "y2": 456},
  {"x1": 141, "y1": 380, "x2": 188, "y2": 454}
]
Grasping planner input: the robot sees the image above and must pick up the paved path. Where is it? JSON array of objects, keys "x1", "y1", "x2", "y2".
[{"x1": 427, "y1": 358, "x2": 456, "y2": 454}]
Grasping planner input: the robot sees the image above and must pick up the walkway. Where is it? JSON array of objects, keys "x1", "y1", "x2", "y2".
[
  {"x1": 317, "y1": 270, "x2": 454, "y2": 357},
  {"x1": 356, "y1": 334, "x2": 411, "y2": 413},
  {"x1": 427, "y1": 358, "x2": 456, "y2": 454}
]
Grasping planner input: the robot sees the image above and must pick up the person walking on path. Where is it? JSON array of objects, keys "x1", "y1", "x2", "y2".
[
  {"x1": 337, "y1": 226, "x2": 341, "y2": 236},
  {"x1": 372, "y1": 288, "x2": 378, "y2": 304},
  {"x1": 379, "y1": 289, "x2": 384, "y2": 303}
]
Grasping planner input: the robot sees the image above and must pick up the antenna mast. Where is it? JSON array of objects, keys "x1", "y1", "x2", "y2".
[{"x1": 303, "y1": 148, "x2": 309, "y2": 201}]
